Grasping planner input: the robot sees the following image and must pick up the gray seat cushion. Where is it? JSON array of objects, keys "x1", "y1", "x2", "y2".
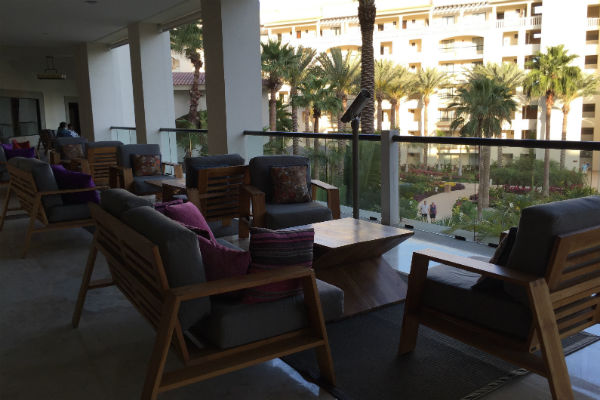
[
  {"x1": 100, "y1": 188, "x2": 152, "y2": 218},
  {"x1": 119, "y1": 144, "x2": 161, "y2": 169},
  {"x1": 132, "y1": 174, "x2": 176, "y2": 195},
  {"x1": 121, "y1": 206, "x2": 210, "y2": 330},
  {"x1": 249, "y1": 156, "x2": 311, "y2": 202},
  {"x1": 46, "y1": 203, "x2": 91, "y2": 223},
  {"x1": 192, "y1": 279, "x2": 344, "y2": 349},
  {"x1": 504, "y1": 196, "x2": 600, "y2": 302},
  {"x1": 184, "y1": 154, "x2": 245, "y2": 188},
  {"x1": 423, "y1": 264, "x2": 532, "y2": 339},
  {"x1": 8, "y1": 157, "x2": 62, "y2": 211},
  {"x1": 265, "y1": 202, "x2": 332, "y2": 230}
]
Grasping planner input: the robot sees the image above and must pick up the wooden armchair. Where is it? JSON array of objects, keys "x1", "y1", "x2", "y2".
[
  {"x1": 399, "y1": 196, "x2": 600, "y2": 400},
  {"x1": 108, "y1": 144, "x2": 182, "y2": 195},
  {"x1": 0, "y1": 159, "x2": 100, "y2": 257},
  {"x1": 72, "y1": 197, "x2": 337, "y2": 400},
  {"x1": 239, "y1": 156, "x2": 340, "y2": 238},
  {"x1": 69, "y1": 141, "x2": 123, "y2": 186},
  {"x1": 36, "y1": 129, "x2": 56, "y2": 156},
  {"x1": 48, "y1": 136, "x2": 88, "y2": 165}
]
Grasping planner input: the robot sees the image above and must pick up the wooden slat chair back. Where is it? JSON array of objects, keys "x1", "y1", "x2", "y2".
[
  {"x1": 0, "y1": 163, "x2": 97, "y2": 257},
  {"x1": 399, "y1": 225, "x2": 600, "y2": 400},
  {"x1": 73, "y1": 202, "x2": 335, "y2": 400},
  {"x1": 187, "y1": 165, "x2": 249, "y2": 224},
  {"x1": 80, "y1": 146, "x2": 120, "y2": 186}
]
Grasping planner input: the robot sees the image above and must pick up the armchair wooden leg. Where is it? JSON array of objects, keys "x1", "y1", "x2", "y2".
[
  {"x1": 72, "y1": 235, "x2": 99, "y2": 328},
  {"x1": 21, "y1": 200, "x2": 40, "y2": 258},
  {"x1": 301, "y1": 274, "x2": 336, "y2": 385},
  {"x1": 141, "y1": 294, "x2": 181, "y2": 400},
  {"x1": 0, "y1": 183, "x2": 12, "y2": 231},
  {"x1": 398, "y1": 253, "x2": 429, "y2": 355},
  {"x1": 528, "y1": 280, "x2": 574, "y2": 400}
]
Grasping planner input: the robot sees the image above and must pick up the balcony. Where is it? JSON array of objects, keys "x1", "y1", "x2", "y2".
[
  {"x1": 496, "y1": 15, "x2": 542, "y2": 29},
  {"x1": 588, "y1": 17, "x2": 600, "y2": 27},
  {"x1": 438, "y1": 45, "x2": 484, "y2": 61}
]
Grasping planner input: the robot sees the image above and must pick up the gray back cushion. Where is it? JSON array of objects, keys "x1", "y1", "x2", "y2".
[
  {"x1": 249, "y1": 156, "x2": 311, "y2": 202},
  {"x1": 119, "y1": 144, "x2": 161, "y2": 169},
  {"x1": 55, "y1": 137, "x2": 88, "y2": 152},
  {"x1": 121, "y1": 206, "x2": 210, "y2": 330},
  {"x1": 100, "y1": 188, "x2": 152, "y2": 218},
  {"x1": 505, "y1": 196, "x2": 600, "y2": 302},
  {"x1": 8, "y1": 157, "x2": 62, "y2": 210},
  {"x1": 184, "y1": 154, "x2": 245, "y2": 188},
  {"x1": 0, "y1": 147, "x2": 7, "y2": 181}
]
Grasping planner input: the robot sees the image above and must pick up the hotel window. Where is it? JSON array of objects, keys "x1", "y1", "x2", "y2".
[
  {"x1": 277, "y1": 33, "x2": 282, "y2": 41},
  {"x1": 439, "y1": 109, "x2": 454, "y2": 122},
  {"x1": 526, "y1": 30, "x2": 541, "y2": 44},
  {"x1": 523, "y1": 129, "x2": 537, "y2": 139},
  {"x1": 532, "y1": 2, "x2": 542, "y2": 15},
  {"x1": 378, "y1": 24, "x2": 384, "y2": 31},
  {"x1": 588, "y1": 5, "x2": 600, "y2": 18},
  {"x1": 440, "y1": 39, "x2": 454, "y2": 51},
  {"x1": 0, "y1": 97, "x2": 42, "y2": 138},
  {"x1": 583, "y1": 103, "x2": 596, "y2": 117},
  {"x1": 522, "y1": 105, "x2": 538, "y2": 119},
  {"x1": 442, "y1": 16, "x2": 455, "y2": 25},
  {"x1": 585, "y1": 55, "x2": 598, "y2": 69},
  {"x1": 503, "y1": 130, "x2": 515, "y2": 139},
  {"x1": 402, "y1": 20, "x2": 407, "y2": 29},
  {"x1": 296, "y1": 31, "x2": 301, "y2": 39},
  {"x1": 586, "y1": 30, "x2": 599, "y2": 43},
  {"x1": 332, "y1": 26, "x2": 341, "y2": 36},
  {"x1": 497, "y1": 11, "x2": 504, "y2": 20},
  {"x1": 472, "y1": 12, "x2": 486, "y2": 22},
  {"x1": 581, "y1": 127, "x2": 594, "y2": 143}
]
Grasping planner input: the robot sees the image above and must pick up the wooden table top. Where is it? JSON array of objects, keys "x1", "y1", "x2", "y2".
[
  {"x1": 144, "y1": 177, "x2": 186, "y2": 188},
  {"x1": 295, "y1": 218, "x2": 413, "y2": 250}
]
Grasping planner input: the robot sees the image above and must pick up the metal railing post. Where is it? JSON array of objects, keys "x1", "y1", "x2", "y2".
[{"x1": 381, "y1": 130, "x2": 399, "y2": 226}]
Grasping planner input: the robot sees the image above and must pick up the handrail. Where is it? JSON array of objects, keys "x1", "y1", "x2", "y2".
[
  {"x1": 109, "y1": 126, "x2": 136, "y2": 130},
  {"x1": 244, "y1": 130, "x2": 382, "y2": 141},
  {"x1": 159, "y1": 128, "x2": 208, "y2": 133}
]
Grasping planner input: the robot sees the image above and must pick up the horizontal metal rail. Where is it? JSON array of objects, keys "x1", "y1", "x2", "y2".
[
  {"x1": 159, "y1": 128, "x2": 208, "y2": 133},
  {"x1": 243, "y1": 130, "x2": 382, "y2": 141}
]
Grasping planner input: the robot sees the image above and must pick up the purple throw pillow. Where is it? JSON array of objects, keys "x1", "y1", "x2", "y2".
[
  {"x1": 197, "y1": 235, "x2": 250, "y2": 282},
  {"x1": 164, "y1": 201, "x2": 216, "y2": 242},
  {"x1": 153, "y1": 199, "x2": 184, "y2": 214},
  {"x1": 50, "y1": 165, "x2": 99, "y2": 205},
  {"x1": 1, "y1": 143, "x2": 13, "y2": 151},
  {"x1": 4, "y1": 147, "x2": 35, "y2": 160}
]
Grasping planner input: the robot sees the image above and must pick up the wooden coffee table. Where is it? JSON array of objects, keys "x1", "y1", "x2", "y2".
[
  {"x1": 294, "y1": 218, "x2": 414, "y2": 316},
  {"x1": 144, "y1": 178, "x2": 186, "y2": 201}
]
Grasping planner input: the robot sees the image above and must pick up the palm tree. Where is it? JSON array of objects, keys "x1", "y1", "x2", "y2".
[
  {"x1": 524, "y1": 45, "x2": 579, "y2": 196},
  {"x1": 287, "y1": 46, "x2": 316, "y2": 154},
  {"x1": 357, "y1": 0, "x2": 376, "y2": 133},
  {"x1": 374, "y1": 60, "x2": 395, "y2": 132},
  {"x1": 467, "y1": 62, "x2": 525, "y2": 166},
  {"x1": 557, "y1": 73, "x2": 599, "y2": 168},
  {"x1": 170, "y1": 23, "x2": 203, "y2": 127},
  {"x1": 385, "y1": 66, "x2": 413, "y2": 130},
  {"x1": 316, "y1": 47, "x2": 360, "y2": 132},
  {"x1": 261, "y1": 39, "x2": 297, "y2": 131},
  {"x1": 413, "y1": 67, "x2": 450, "y2": 166},
  {"x1": 450, "y1": 77, "x2": 517, "y2": 218},
  {"x1": 294, "y1": 73, "x2": 343, "y2": 179}
]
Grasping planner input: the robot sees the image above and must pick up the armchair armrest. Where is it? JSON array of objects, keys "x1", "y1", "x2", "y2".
[
  {"x1": 240, "y1": 184, "x2": 266, "y2": 229},
  {"x1": 48, "y1": 150, "x2": 61, "y2": 165},
  {"x1": 38, "y1": 186, "x2": 108, "y2": 196},
  {"x1": 109, "y1": 165, "x2": 133, "y2": 189},
  {"x1": 170, "y1": 265, "x2": 313, "y2": 302},
  {"x1": 411, "y1": 249, "x2": 539, "y2": 286},
  {"x1": 311, "y1": 180, "x2": 340, "y2": 219},
  {"x1": 70, "y1": 158, "x2": 91, "y2": 174}
]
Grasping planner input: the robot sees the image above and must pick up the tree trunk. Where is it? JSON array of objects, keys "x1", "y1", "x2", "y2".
[
  {"x1": 313, "y1": 109, "x2": 320, "y2": 179},
  {"x1": 423, "y1": 97, "x2": 429, "y2": 167},
  {"x1": 390, "y1": 99, "x2": 397, "y2": 130},
  {"x1": 187, "y1": 53, "x2": 203, "y2": 126},
  {"x1": 304, "y1": 111, "x2": 310, "y2": 132},
  {"x1": 376, "y1": 97, "x2": 383, "y2": 132},
  {"x1": 560, "y1": 103, "x2": 570, "y2": 169},
  {"x1": 477, "y1": 145, "x2": 491, "y2": 220},
  {"x1": 543, "y1": 94, "x2": 553, "y2": 197},
  {"x1": 337, "y1": 93, "x2": 346, "y2": 132},
  {"x1": 291, "y1": 85, "x2": 299, "y2": 155},
  {"x1": 358, "y1": 1, "x2": 376, "y2": 134},
  {"x1": 497, "y1": 146, "x2": 503, "y2": 168},
  {"x1": 269, "y1": 88, "x2": 277, "y2": 131}
]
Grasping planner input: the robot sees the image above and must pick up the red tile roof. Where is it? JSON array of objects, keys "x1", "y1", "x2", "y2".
[{"x1": 172, "y1": 72, "x2": 205, "y2": 86}]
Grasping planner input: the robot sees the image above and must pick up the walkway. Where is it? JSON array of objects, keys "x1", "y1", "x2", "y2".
[{"x1": 416, "y1": 182, "x2": 477, "y2": 221}]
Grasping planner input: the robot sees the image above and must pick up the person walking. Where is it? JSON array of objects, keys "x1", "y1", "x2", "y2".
[
  {"x1": 429, "y1": 201, "x2": 437, "y2": 223},
  {"x1": 419, "y1": 200, "x2": 428, "y2": 221}
]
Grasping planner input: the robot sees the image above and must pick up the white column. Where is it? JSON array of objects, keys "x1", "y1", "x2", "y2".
[
  {"x1": 75, "y1": 43, "x2": 134, "y2": 141},
  {"x1": 128, "y1": 22, "x2": 176, "y2": 161},
  {"x1": 381, "y1": 130, "x2": 399, "y2": 226},
  {"x1": 201, "y1": 0, "x2": 264, "y2": 160}
]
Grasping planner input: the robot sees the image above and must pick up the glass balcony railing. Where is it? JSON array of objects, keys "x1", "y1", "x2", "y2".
[
  {"x1": 109, "y1": 126, "x2": 137, "y2": 144},
  {"x1": 160, "y1": 128, "x2": 208, "y2": 163}
]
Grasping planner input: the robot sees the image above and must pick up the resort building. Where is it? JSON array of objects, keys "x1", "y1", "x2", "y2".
[{"x1": 261, "y1": 0, "x2": 600, "y2": 170}]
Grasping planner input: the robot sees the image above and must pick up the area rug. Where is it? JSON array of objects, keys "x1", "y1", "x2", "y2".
[{"x1": 282, "y1": 303, "x2": 600, "y2": 400}]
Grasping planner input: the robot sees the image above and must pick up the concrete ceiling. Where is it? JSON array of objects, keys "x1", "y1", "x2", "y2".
[{"x1": 0, "y1": 0, "x2": 201, "y2": 48}]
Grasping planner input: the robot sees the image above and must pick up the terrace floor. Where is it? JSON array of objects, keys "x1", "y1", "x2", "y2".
[{"x1": 0, "y1": 188, "x2": 599, "y2": 399}]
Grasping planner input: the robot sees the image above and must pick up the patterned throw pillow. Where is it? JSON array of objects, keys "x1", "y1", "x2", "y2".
[
  {"x1": 61, "y1": 144, "x2": 84, "y2": 160},
  {"x1": 472, "y1": 227, "x2": 518, "y2": 291},
  {"x1": 131, "y1": 154, "x2": 161, "y2": 176},
  {"x1": 270, "y1": 165, "x2": 311, "y2": 204},
  {"x1": 244, "y1": 227, "x2": 315, "y2": 303}
]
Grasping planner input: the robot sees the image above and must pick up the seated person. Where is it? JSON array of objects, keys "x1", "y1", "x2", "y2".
[{"x1": 56, "y1": 122, "x2": 78, "y2": 137}]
